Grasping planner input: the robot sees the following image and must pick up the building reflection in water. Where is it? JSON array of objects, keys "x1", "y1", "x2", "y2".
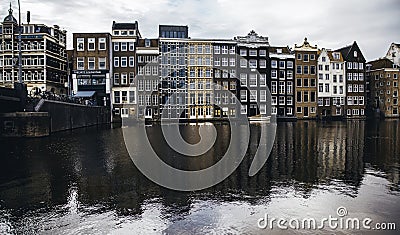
[{"x1": 0, "y1": 121, "x2": 399, "y2": 233}]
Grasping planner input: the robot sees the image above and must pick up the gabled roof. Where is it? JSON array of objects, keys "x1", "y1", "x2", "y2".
[
  {"x1": 367, "y1": 58, "x2": 394, "y2": 70},
  {"x1": 294, "y1": 37, "x2": 317, "y2": 51},
  {"x1": 137, "y1": 38, "x2": 159, "y2": 48},
  {"x1": 335, "y1": 41, "x2": 366, "y2": 62},
  {"x1": 335, "y1": 45, "x2": 352, "y2": 58},
  {"x1": 112, "y1": 21, "x2": 139, "y2": 30},
  {"x1": 270, "y1": 46, "x2": 292, "y2": 54}
]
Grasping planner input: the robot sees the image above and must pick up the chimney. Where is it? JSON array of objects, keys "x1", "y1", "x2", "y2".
[{"x1": 27, "y1": 11, "x2": 30, "y2": 24}]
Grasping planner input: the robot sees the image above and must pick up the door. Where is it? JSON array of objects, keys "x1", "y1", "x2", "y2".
[{"x1": 304, "y1": 107, "x2": 309, "y2": 117}]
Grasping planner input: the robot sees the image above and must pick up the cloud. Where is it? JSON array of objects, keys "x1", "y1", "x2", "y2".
[{"x1": 1, "y1": 0, "x2": 399, "y2": 60}]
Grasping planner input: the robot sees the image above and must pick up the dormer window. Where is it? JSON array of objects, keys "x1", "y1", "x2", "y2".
[
  {"x1": 354, "y1": 51, "x2": 358, "y2": 57},
  {"x1": 276, "y1": 49, "x2": 282, "y2": 54},
  {"x1": 334, "y1": 53, "x2": 340, "y2": 60},
  {"x1": 114, "y1": 31, "x2": 119, "y2": 36},
  {"x1": 145, "y1": 39, "x2": 151, "y2": 47}
]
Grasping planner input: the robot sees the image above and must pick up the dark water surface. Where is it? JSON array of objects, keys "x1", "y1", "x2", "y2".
[{"x1": 0, "y1": 120, "x2": 399, "y2": 234}]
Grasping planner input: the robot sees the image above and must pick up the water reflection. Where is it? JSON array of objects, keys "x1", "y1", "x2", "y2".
[{"x1": 0, "y1": 121, "x2": 399, "y2": 234}]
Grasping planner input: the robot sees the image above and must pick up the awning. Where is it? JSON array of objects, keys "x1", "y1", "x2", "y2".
[{"x1": 72, "y1": 91, "x2": 96, "y2": 98}]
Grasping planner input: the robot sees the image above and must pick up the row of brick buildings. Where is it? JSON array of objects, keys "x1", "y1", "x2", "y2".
[{"x1": 1, "y1": 6, "x2": 399, "y2": 121}]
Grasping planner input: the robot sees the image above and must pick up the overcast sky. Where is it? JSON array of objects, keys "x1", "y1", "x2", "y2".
[{"x1": 2, "y1": 0, "x2": 399, "y2": 60}]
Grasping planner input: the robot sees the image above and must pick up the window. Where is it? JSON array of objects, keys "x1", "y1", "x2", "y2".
[
  {"x1": 240, "y1": 49, "x2": 247, "y2": 56},
  {"x1": 121, "y1": 73, "x2": 127, "y2": 85},
  {"x1": 241, "y1": 105, "x2": 247, "y2": 114},
  {"x1": 310, "y1": 54, "x2": 315, "y2": 60},
  {"x1": 114, "y1": 91, "x2": 120, "y2": 103},
  {"x1": 259, "y1": 50, "x2": 267, "y2": 56},
  {"x1": 249, "y1": 74, "x2": 257, "y2": 87},
  {"x1": 129, "y1": 91, "x2": 135, "y2": 103},
  {"x1": 114, "y1": 42, "x2": 119, "y2": 51},
  {"x1": 303, "y1": 54, "x2": 309, "y2": 62},
  {"x1": 272, "y1": 70, "x2": 277, "y2": 79},
  {"x1": 287, "y1": 71, "x2": 293, "y2": 79},
  {"x1": 129, "y1": 57, "x2": 134, "y2": 67},
  {"x1": 287, "y1": 81, "x2": 293, "y2": 94},
  {"x1": 310, "y1": 66, "x2": 316, "y2": 74},
  {"x1": 88, "y1": 38, "x2": 95, "y2": 51},
  {"x1": 303, "y1": 92, "x2": 309, "y2": 102},
  {"x1": 249, "y1": 60, "x2": 257, "y2": 68},
  {"x1": 279, "y1": 96, "x2": 285, "y2": 105},
  {"x1": 205, "y1": 45, "x2": 211, "y2": 54},
  {"x1": 197, "y1": 45, "x2": 203, "y2": 54},
  {"x1": 272, "y1": 96, "x2": 277, "y2": 105},
  {"x1": 249, "y1": 50, "x2": 257, "y2": 56},
  {"x1": 260, "y1": 59, "x2": 267, "y2": 68},
  {"x1": 347, "y1": 73, "x2": 352, "y2": 81},
  {"x1": 348, "y1": 84, "x2": 353, "y2": 92},
  {"x1": 279, "y1": 61, "x2": 285, "y2": 68},
  {"x1": 77, "y1": 57, "x2": 84, "y2": 70},
  {"x1": 222, "y1": 45, "x2": 228, "y2": 54},
  {"x1": 359, "y1": 96, "x2": 364, "y2": 105},
  {"x1": 98, "y1": 57, "x2": 106, "y2": 69},
  {"x1": 240, "y1": 74, "x2": 247, "y2": 86},
  {"x1": 297, "y1": 54, "x2": 302, "y2": 60},
  {"x1": 303, "y1": 66, "x2": 309, "y2": 74},
  {"x1": 214, "y1": 46, "x2": 220, "y2": 54},
  {"x1": 297, "y1": 66, "x2": 302, "y2": 74},
  {"x1": 121, "y1": 57, "x2": 127, "y2": 67},
  {"x1": 88, "y1": 57, "x2": 95, "y2": 70},
  {"x1": 129, "y1": 42, "x2": 134, "y2": 51},
  {"x1": 287, "y1": 61, "x2": 293, "y2": 68},
  {"x1": 347, "y1": 62, "x2": 352, "y2": 69},
  {"x1": 279, "y1": 70, "x2": 285, "y2": 79},
  {"x1": 129, "y1": 72, "x2": 135, "y2": 84},
  {"x1": 240, "y1": 90, "x2": 247, "y2": 102},
  {"x1": 287, "y1": 97, "x2": 293, "y2": 105},
  {"x1": 77, "y1": 38, "x2": 84, "y2": 51},
  {"x1": 229, "y1": 46, "x2": 235, "y2": 54},
  {"x1": 99, "y1": 38, "x2": 106, "y2": 50},
  {"x1": 114, "y1": 57, "x2": 119, "y2": 67},
  {"x1": 114, "y1": 73, "x2": 120, "y2": 85},
  {"x1": 296, "y1": 78, "x2": 302, "y2": 87},
  {"x1": 121, "y1": 42, "x2": 127, "y2": 51},
  {"x1": 260, "y1": 74, "x2": 267, "y2": 86},
  {"x1": 271, "y1": 60, "x2": 277, "y2": 68},
  {"x1": 240, "y1": 59, "x2": 247, "y2": 68},
  {"x1": 271, "y1": 81, "x2": 277, "y2": 94},
  {"x1": 222, "y1": 58, "x2": 228, "y2": 66},
  {"x1": 279, "y1": 81, "x2": 285, "y2": 94},
  {"x1": 250, "y1": 90, "x2": 257, "y2": 101}
]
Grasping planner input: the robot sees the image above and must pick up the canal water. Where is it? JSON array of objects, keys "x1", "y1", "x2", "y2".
[{"x1": 0, "y1": 120, "x2": 399, "y2": 234}]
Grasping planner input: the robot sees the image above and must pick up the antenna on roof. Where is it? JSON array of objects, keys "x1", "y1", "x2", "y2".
[{"x1": 27, "y1": 11, "x2": 30, "y2": 24}]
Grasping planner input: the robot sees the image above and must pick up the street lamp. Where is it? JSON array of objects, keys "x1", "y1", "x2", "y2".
[{"x1": 17, "y1": 0, "x2": 22, "y2": 84}]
